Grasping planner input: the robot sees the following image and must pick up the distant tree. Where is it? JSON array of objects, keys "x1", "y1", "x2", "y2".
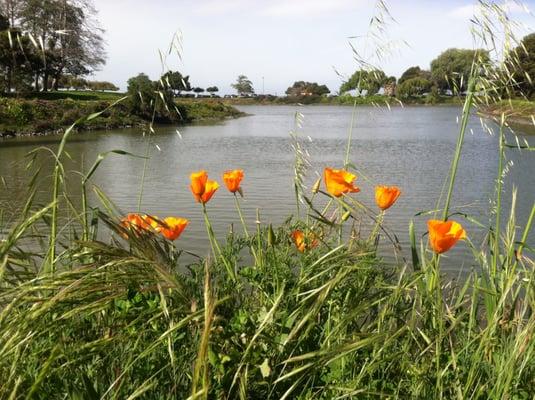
[
  {"x1": 161, "y1": 70, "x2": 191, "y2": 96},
  {"x1": 206, "y1": 86, "x2": 219, "y2": 93},
  {"x1": 0, "y1": 25, "x2": 36, "y2": 93},
  {"x1": 15, "y1": 0, "x2": 105, "y2": 91},
  {"x1": 231, "y1": 74, "x2": 254, "y2": 95},
  {"x1": 87, "y1": 80, "x2": 119, "y2": 91},
  {"x1": 127, "y1": 73, "x2": 156, "y2": 117},
  {"x1": 430, "y1": 48, "x2": 489, "y2": 93},
  {"x1": 511, "y1": 33, "x2": 535, "y2": 98},
  {"x1": 340, "y1": 69, "x2": 387, "y2": 96},
  {"x1": 384, "y1": 76, "x2": 397, "y2": 96},
  {"x1": 70, "y1": 76, "x2": 88, "y2": 90},
  {"x1": 398, "y1": 66, "x2": 431, "y2": 85},
  {"x1": 193, "y1": 87, "x2": 204, "y2": 95},
  {"x1": 285, "y1": 81, "x2": 330, "y2": 96},
  {"x1": 396, "y1": 77, "x2": 433, "y2": 98},
  {"x1": 126, "y1": 72, "x2": 178, "y2": 121}
]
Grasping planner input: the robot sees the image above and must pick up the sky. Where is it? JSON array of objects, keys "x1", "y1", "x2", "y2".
[{"x1": 91, "y1": 0, "x2": 535, "y2": 94}]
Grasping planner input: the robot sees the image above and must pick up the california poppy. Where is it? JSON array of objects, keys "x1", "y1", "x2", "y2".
[
  {"x1": 223, "y1": 169, "x2": 244, "y2": 193},
  {"x1": 154, "y1": 217, "x2": 189, "y2": 240},
  {"x1": 190, "y1": 170, "x2": 219, "y2": 203},
  {"x1": 375, "y1": 185, "x2": 401, "y2": 210},
  {"x1": 428, "y1": 219, "x2": 466, "y2": 254},
  {"x1": 324, "y1": 167, "x2": 360, "y2": 197},
  {"x1": 120, "y1": 213, "x2": 154, "y2": 239},
  {"x1": 291, "y1": 230, "x2": 318, "y2": 253},
  {"x1": 121, "y1": 213, "x2": 152, "y2": 232}
]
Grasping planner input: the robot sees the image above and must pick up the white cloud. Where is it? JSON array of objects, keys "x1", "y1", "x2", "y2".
[
  {"x1": 449, "y1": 1, "x2": 531, "y2": 19},
  {"x1": 193, "y1": 0, "x2": 250, "y2": 15},
  {"x1": 261, "y1": 0, "x2": 365, "y2": 17},
  {"x1": 448, "y1": 4, "x2": 475, "y2": 19}
]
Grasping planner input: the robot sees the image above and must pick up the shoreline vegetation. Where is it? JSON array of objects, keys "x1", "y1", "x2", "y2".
[
  {"x1": 3, "y1": 91, "x2": 535, "y2": 139},
  {"x1": 0, "y1": 92, "x2": 245, "y2": 138}
]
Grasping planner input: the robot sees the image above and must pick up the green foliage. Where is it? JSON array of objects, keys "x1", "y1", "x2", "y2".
[
  {"x1": 0, "y1": 0, "x2": 105, "y2": 92},
  {"x1": 231, "y1": 74, "x2": 254, "y2": 95},
  {"x1": 511, "y1": 33, "x2": 535, "y2": 98},
  {"x1": 0, "y1": 96, "x2": 243, "y2": 136},
  {"x1": 161, "y1": 70, "x2": 191, "y2": 95},
  {"x1": 340, "y1": 69, "x2": 387, "y2": 96},
  {"x1": 206, "y1": 86, "x2": 219, "y2": 93},
  {"x1": 430, "y1": 48, "x2": 489, "y2": 93},
  {"x1": 126, "y1": 73, "x2": 175, "y2": 121},
  {"x1": 398, "y1": 66, "x2": 431, "y2": 85},
  {"x1": 396, "y1": 77, "x2": 433, "y2": 98},
  {"x1": 285, "y1": 81, "x2": 330, "y2": 96}
]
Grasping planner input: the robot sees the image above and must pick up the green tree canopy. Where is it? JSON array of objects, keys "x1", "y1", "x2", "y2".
[
  {"x1": 340, "y1": 69, "x2": 387, "y2": 96},
  {"x1": 231, "y1": 74, "x2": 254, "y2": 95},
  {"x1": 398, "y1": 66, "x2": 431, "y2": 85},
  {"x1": 161, "y1": 70, "x2": 191, "y2": 95},
  {"x1": 285, "y1": 81, "x2": 330, "y2": 96},
  {"x1": 206, "y1": 86, "x2": 219, "y2": 93},
  {"x1": 0, "y1": 0, "x2": 105, "y2": 92},
  {"x1": 511, "y1": 33, "x2": 535, "y2": 98},
  {"x1": 430, "y1": 48, "x2": 489, "y2": 93},
  {"x1": 127, "y1": 73, "x2": 156, "y2": 117},
  {"x1": 396, "y1": 77, "x2": 433, "y2": 98},
  {"x1": 87, "y1": 80, "x2": 119, "y2": 91}
]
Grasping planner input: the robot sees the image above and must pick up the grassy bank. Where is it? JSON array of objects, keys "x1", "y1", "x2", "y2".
[
  {"x1": 0, "y1": 96, "x2": 244, "y2": 137},
  {"x1": 480, "y1": 99, "x2": 535, "y2": 129}
]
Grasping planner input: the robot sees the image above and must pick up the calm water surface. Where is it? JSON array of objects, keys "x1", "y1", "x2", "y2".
[{"x1": 1, "y1": 105, "x2": 534, "y2": 272}]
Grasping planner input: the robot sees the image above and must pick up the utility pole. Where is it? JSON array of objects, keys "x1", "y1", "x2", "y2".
[{"x1": 262, "y1": 76, "x2": 265, "y2": 95}]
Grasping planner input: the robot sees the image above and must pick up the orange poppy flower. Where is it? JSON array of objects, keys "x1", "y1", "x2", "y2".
[
  {"x1": 291, "y1": 230, "x2": 318, "y2": 253},
  {"x1": 427, "y1": 219, "x2": 467, "y2": 254},
  {"x1": 324, "y1": 167, "x2": 360, "y2": 197},
  {"x1": 375, "y1": 185, "x2": 401, "y2": 210},
  {"x1": 223, "y1": 169, "x2": 244, "y2": 193},
  {"x1": 121, "y1": 213, "x2": 152, "y2": 231},
  {"x1": 154, "y1": 217, "x2": 189, "y2": 240},
  {"x1": 190, "y1": 170, "x2": 219, "y2": 204}
]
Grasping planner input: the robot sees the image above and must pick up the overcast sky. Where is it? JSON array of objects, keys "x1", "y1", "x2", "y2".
[{"x1": 91, "y1": 0, "x2": 535, "y2": 94}]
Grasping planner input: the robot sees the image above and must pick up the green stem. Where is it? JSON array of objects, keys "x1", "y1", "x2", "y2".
[
  {"x1": 234, "y1": 194, "x2": 249, "y2": 238},
  {"x1": 137, "y1": 134, "x2": 151, "y2": 212},
  {"x1": 344, "y1": 98, "x2": 358, "y2": 168},
  {"x1": 442, "y1": 78, "x2": 475, "y2": 221},
  {"x1": 202, "y1": 204, "x2": 235, "y2": 281},
  {"x1": 369, "y1": 210, "x2": 384, "y2": 248},
  {"x1": 46, "y1": 164, "x2": 60, "y2": 273},
  {"x1": 492, "y1": 119, "x2": 505, "y2": 277}
]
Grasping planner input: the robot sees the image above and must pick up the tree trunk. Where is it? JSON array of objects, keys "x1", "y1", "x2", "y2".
[
  {"x1": 34, "y1": 74, "x2": 39, "y2": 91},
  {"x1": 6, "y1": 67, "x2": 12, "y2": 94},
  {"x1": 43, "y1": 72, "x2": 49, "y2": 92}
]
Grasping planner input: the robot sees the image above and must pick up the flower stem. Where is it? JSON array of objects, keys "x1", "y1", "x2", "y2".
[{"x1": 202, "y1": 203, "x2": 235, "y2": 281}]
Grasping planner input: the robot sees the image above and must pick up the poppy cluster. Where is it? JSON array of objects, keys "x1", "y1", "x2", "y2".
[
  {"x1": 121, "y1": 165, "x2": 466, "y2": 255},
  {"x1": 121, "y1": 213, "x2": 189, "y2": 241},
  {"x1": 322, "y1": 166, "x2": 465, "y2": 254},
  {"x1": 189, "y1": 169, "x2": 244, "y2": 203}
]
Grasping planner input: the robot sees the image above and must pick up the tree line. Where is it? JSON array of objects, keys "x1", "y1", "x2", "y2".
[
  {"x1": 0, "y1": 0, "x2": 105, "y2": 93},
  {"x1": 339, "y1": 35, "x2": 535, "y2": 100}
]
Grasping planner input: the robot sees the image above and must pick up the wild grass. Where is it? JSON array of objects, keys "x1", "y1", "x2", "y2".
[{"x1": 0, "y1": 0, "x2": 534, "y2": 399}]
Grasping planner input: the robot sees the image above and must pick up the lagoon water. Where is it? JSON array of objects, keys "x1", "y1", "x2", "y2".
[{"x1": 1, "y1": 105, "x2": 534, "y2": 272}]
